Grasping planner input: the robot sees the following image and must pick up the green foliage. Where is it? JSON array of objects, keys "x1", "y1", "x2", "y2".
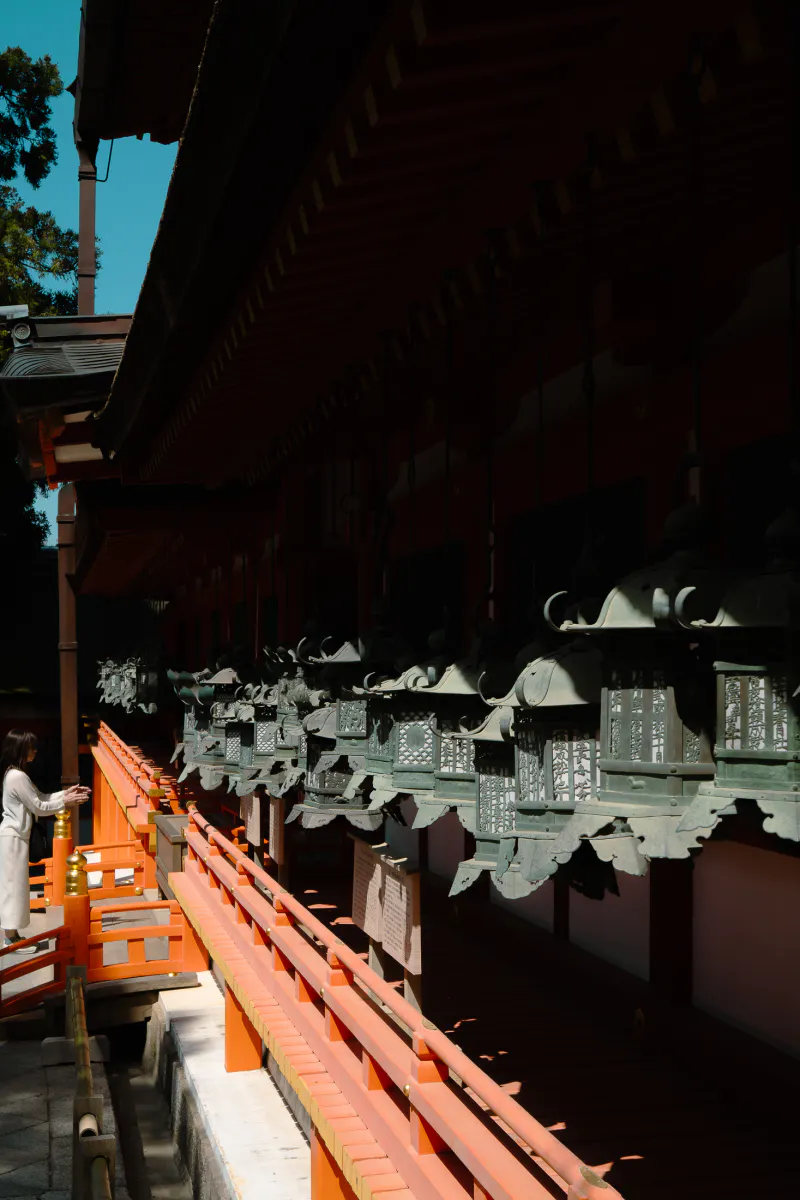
[
  {"x1": 0, "y1": 183, "x2": 78, "y2": 314},
  {"x1": 0, "y1": 48, "x2": 78, "y2": 317},
  {"x1": 0, "y1": 411, "x2": 49, "y2": 552},
  {"x1": 0, "y1": 46, "x2": 74, "y2": 560},
  {"x1": 0, "y1": 46, "x2": 61, "y2": 188}
]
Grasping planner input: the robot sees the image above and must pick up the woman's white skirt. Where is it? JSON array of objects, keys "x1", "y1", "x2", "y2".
[{"x1": 0, "y1": 833, "x2": 31, "y2": 930}]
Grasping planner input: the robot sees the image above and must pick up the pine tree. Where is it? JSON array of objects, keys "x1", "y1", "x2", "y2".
[{"x1": 0, "y1": 45, "x2": 79, "y2": 558}]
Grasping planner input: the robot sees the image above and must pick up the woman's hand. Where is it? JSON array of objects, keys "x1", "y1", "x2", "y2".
[{"x1": 63, "y1": 785, "x2": 91, "y2": 806}]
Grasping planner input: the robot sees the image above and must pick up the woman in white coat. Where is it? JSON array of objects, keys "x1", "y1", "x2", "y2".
[{"x1": 0, "y1": 730, "x2": 89, "y2": 949}]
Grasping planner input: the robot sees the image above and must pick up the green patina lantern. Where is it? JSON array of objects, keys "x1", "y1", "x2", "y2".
[
  {"x1": 172, "y1": 667, "x2": 240, "y2": 790},
  {"x1": 226, "y1": 682, "x2": 279, "y2": 798},
  {"x1": 544, "y1": 524, "x2": 720, "y2": 860},
  {"x1": 675, "y1": 512, "x2": 800, "y2": 842},
  {"x1": 287, "y1": 641, "x2": 378, "y2": 829},
  {"x1": 237, "y1": 648, "x2": 317, "y2": 801},
  {"x1": 168, "y1": 668, "x2": 213, "y2": 767},
  {"x1": 364, "y1": 658, "x2": 485, "y2": 823},
  {"x1": 98, "y1": 656, "x2": 158, "y2": 714},
  {"x1": 448, "y1": 641, "x2": 634, "y2": 899}
]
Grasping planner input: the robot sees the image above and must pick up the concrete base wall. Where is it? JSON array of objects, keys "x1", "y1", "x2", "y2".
[{"x1": 143, "y1": 974, "x2": 311, "y2": 1200}]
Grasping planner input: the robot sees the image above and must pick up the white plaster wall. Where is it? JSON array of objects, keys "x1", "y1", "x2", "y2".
[
  {"x1": 490, "y1": 880, "x2": 555, "y2": 932},
  {"x1": 693, "y1": 841, "x2": 800, "y2": 1056},
  {"x1": 427, "y1": 810, "x2": 465, "y2": 880},
  {"x1": 569, "y1": 873, "x2": 651, "y2": 980}
]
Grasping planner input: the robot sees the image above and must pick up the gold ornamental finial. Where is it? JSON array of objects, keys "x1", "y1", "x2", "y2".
[
  {"x1": 53, "y1": 808, "x2": 72, "y2": 840},
  {"x1": 65, "y1": 850, "x2": 89, "y2": 897}
]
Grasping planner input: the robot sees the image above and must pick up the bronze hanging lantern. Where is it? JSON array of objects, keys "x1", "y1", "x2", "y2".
[
  {"x1": 98, "y1": 656, "x2": 158, "y2": 714},
  {"x1": 448, "y1": 641, "x2": 627, "y2": 899},
  {"x1": 176, "y1": 667, "x2": 240, "y2": 790},
  {"x1": 168, "y1": 668, "x2": 213, "y2": 770},
  {"x1": 365, "y1": 654, "x2": 485, "y2": 825},
  {"x1": 675, "y1": 511, "x2": 800, "y2": 842},
  {"x1": 544, "y1": 522, "x2": 720, "y2": 860},
  {"x1": 286, "y1": 640, "x2": 380, "y2": 829}
]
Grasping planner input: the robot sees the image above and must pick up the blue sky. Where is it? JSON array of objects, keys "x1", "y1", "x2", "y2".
[{"x1": 4, "y1": 2, "x2": 177, "y2": 542}]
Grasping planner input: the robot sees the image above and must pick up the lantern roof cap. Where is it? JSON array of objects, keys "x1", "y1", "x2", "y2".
[
  {"x1": 674, "y1": 568, "x2": 800, "y2": 631},
  {"x1": 207, "y1": 667, "x2": 240, "y2": 685},
  {"x1": 451, "y1": 704, "x2": 514, "y2": 744},
  {"x1": 307, "y1": 638, "x2": 361, "y2": 664},
  {"x1": 486, "y1": 641, "x2": 602, "y2": 709},
  {"x1": 365, "y1": 658, "x2": 480, "y2": 696},
  {"x1": 545, "y1": 549, "x2": 723, "y2": 634},
  {"x1": 304, "y1": 703, "x2": 338, "y2": 738}
]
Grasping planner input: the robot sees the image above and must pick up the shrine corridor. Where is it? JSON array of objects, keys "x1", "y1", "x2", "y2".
[{"x1": 289, "y1": 850, "x2": 796, "y2": 1199}]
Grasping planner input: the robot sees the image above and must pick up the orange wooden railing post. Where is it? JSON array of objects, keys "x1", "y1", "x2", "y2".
[
  {"x1": 224, "y1": 985, "x2": 262, "y2": 1072},
  {"x1": 92, "y1": 756, "x2": 103, "y2": 842},
  {"x1": 310, "y1": 1130, "x2": 357, "y2": 1200},
  {"x1": 63, "y1": 851, "x2": 90, "y2": 967},
  {"x1": 180, "y1": 912, "x2": 209, "y2": 972},
  {"x1": 50, "y1": 809, "x2": 73, "y2": 905}
]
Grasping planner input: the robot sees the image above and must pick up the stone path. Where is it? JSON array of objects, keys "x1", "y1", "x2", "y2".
[{"x1": 0, "y1": 1039, "x2": 129, "y2": 1200}]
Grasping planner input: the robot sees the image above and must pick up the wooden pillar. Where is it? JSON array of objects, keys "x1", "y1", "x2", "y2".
[
  {"x1": 224, "y1": 985, "x2": 262, "y2": 1072},
  {"x1": 57, "y1": 485, "x2": 80, "y2": 842},
  {"x1": 269, "y1": 796, "x2": 288, "y2": 887},
  {"x1": 403, "y1": 968, "x2": 422, "y2": 1011},
  {"x1": 310, "y1": 1129, "x2": 357, "y2": 1200},
  {"x1": 91, "y1": 758, "x2": 103, "y2": 843},
  {"x1": 553, "y1": 872, "x2": 570, "y2": 941},
  {"x1": 180, "y1": 915, "x2": 209, "y2": 973},
  {"x1": 649, "y1": 857, "x2": 693, "y2": 1005}
]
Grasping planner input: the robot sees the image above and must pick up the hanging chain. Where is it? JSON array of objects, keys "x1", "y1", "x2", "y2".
[
  {"x1": 406, "y1": 324, "x2": 417, "y2": 555},
  {"x1": 689, "y1": 47, "x2": 705, "y2": 500},
  {"x1": 532, "y1": 184, "x2": 548, "y2": 603},
  {"x1": 583, "y1": 137, "x2": 597, "y2": 538},
  {"x1": 486, "y1": 236, "x2": 500, "y2": 621},
  {"x1": 444, "y1": 294, "x2": 453, "y2": 550},
  {"x1": 380, "y1": 348, "x2": 391, "y2": 599},
  {"x1": 790, "y1": 6, "x2": 800, "y2": 462}
]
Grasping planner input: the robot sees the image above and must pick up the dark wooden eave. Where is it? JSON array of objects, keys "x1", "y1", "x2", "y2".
[
  {"x1": 94, "y1": 0, "x2": 396, "y2": 463},
  {"x1": 95, "y1": 0, "x2": 787, "y2": 491},
  {"x1": 73, "y1": 480, "x2": 271, "y2": 597},
  {"x1": 72, "y1": 0, "x2": 215, "y2": 160}
]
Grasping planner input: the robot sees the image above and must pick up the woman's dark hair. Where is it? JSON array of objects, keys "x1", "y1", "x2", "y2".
[{"x1": 0, "y1": 730, "x2": 38, "y2": 776}]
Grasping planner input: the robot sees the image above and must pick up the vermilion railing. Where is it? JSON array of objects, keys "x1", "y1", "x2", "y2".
[
  {"x1": 29, "y1": 837, "x2": 145, "y2": 910},
  {"x1": 80, "y1": 840, "x2": 146, "y2": 899},
  {"x1": 175, "y1": 810, "x2": 622, "y2": 1200},
  {"x1": 87, "y1": 899, "x2": 189, "y2": 983},
  {"x1": 92, "y1": 722, "x2": 188, "y2": 853},
  {"x1": 0, "y1": 722, "x2": 205, "y2": 1021},
  {"x1": 0, "y1": 891, "x2": 205, "y2": 1019},
  {"x1": 0, "y1": 926, "x2": 74, "y2": 1017}
]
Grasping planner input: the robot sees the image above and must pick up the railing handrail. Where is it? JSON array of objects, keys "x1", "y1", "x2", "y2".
[
  {"x1": 187, "y1": 809, "x2": 622, "y2": 1199},
  {"x1": 78, "y1": 840, "x2": 144, "y2": 853},
  {"x1": 67, "y1": 969, "x2": 116, "y2": 1199},
  {"x1": 89, "y1": 899, "x2": 176, "y2": 918},
  {"x1": 0, "y1": 925, "x2": 69, "y2": 960},
  {"x1": 96, "y1": 722, "x2": 195, "y2": 820}
]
